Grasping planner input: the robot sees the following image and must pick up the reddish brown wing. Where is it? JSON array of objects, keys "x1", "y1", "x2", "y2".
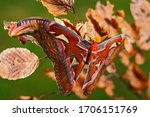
[
  {"x1": 48, "y1": 22, "x2": 90, "y2": 79},
  {"x1": 39, "y1": 32, "x2": 75, "y2": 95},
  {"x1": 82, "y1": 34, "x2": 128, "y2": 95},
  {"x1": 7, "y1": 18, "x2": 90, "y2": 94}
]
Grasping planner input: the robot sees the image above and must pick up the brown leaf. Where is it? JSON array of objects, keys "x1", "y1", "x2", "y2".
[
  {"x1": 115, "y1": 16, "x2": 138, "y2": 43},
  {"x1": 44, "y1": 68, "x2": 56, "y2": 81},
  {"x1": 17, "y1": 96, "x2": 38, "y2": 100},
  {"x1": 76, "y1": 22, "x2": 96, "y2": 41},
  {"x1": 130, "y1": 0, "x2": 150, "y2": 50},
  {"x1": 117, "y1": 10, "x2": 125, "y2": 18},
  {"x1": 0, "y1": 48, "x2": 39, "y2": 80},
  {"x1": 96, "y1": 1, "x2": 114, "y2": 19},
  {"x1": 86, "y1": 2, "x2": 118, "y2": 38},
  {"x1": 119, "y1": 50, "x2": 131, "y2": 66},
  {"x1": 122, "y1": 63, "x2": 147, "y2": 93},
  {"x1": 106, "y1": 62, "x2": 116, "y2": 73},
  {"x1": 73, "y1": 72, "x2": 87, "y2": 99},
  {"x1": 39, "y1": 0, "x2": 74, "y2": 16},
  {"x1": 97, "y1": 75, "x2": 115, "y2": 97},
  {"x1": 135, "y1": 50, "x2": 145, "y2": 65}
]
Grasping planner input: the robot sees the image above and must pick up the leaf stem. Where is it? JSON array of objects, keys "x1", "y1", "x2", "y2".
[
  {"x1": 39, "y1": 56, "x2": 48, "y2": 60},
  {"x1": 71, "y1": 6, "x2": 80, "y2": 23}
]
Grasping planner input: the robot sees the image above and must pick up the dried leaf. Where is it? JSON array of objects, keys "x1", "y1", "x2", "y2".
[
  {"x1": 119, "y1": 50, "x2": 131, "y2": 66},
  {"x1": 39, "y1": 0, "x2": 74, "y2": 16},
  {"x1": 73, "y1": 72, "x2": 87, "y2": 99},
  {"x1": 130, "y1": 0, "x2": 150, "y2": 50},
  {"x1": 44, "y1": 68, "x2": 56, "y2": 81},
  {"x1": 97, "y1": 75, "x2": 115, "y2": 97},
  {"x1": 17, "y1": 96, "x2": 38, "y2": 100},
  {"x1": 97, "y1": 75, "x2": 106, "y2": 89},
  {"x1": 76, "y1": 22, "x2": 96, "y2": 41},
  {"x1": 96, "y1": 1, "x2": 114, "y2": 19},
  {"x1": 135, "y1": 50, "x2": 145, "y2": 65},
  {"x1": 106, "y1": 62, "x2": 116, "y2": 73},
  {"x1": 117, "y1": 10, "x2": 125, "y2": 18},
  {"x1": 116, "y1": 16, "x2": 138, "y2": 43},
  {"x1": 96, "y1": 1, "x2": 119, "y2": 37},
  {"x1": 86, "y1": 2, "x2": 118, "y2": 38},
  {"x1": 122, "y1": 63, "x2": 147, "y2": 93},
  {"x1": 104, "y1": 81, "x2": 114, "y2": 97},
  {"x1": 0, "y1": 48, "x2": 39, "y2": 80},
  {"x1": 86, "y1": 9, "x2": 109, "y2": 37}
]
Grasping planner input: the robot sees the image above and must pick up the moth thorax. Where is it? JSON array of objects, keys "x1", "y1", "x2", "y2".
[{"x1": 89, "y1": 42, "x2": 98, "y2": 51}]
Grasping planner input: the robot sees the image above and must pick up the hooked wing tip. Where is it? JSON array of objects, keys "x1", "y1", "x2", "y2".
[
  {"x1": 121, "y1": 34, "x2": 131, "y2": 40},
  {"x1": 122, "y1": 34, "x2": 132, "y2": 53}
]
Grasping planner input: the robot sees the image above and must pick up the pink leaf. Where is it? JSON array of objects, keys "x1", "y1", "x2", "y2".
[
  {"x1": 130, "y1": 0, "x2": 150, "y2": 50},
  {"x1": 0, "y1": 48, "x2": 39, "y2": 80}
]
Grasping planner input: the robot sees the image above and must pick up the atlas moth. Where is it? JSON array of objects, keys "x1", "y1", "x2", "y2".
[{"x1": 6, "y1": 17, "x2": 130, "y2": 95}]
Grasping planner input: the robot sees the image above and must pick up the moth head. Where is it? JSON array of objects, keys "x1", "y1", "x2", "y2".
[{"x1": 7, "y1": 19, "x2": 39, "y2": 37}]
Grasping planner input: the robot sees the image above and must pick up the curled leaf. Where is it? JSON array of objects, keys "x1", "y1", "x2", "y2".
[
  {"x1": 116, "y1": 16, "x2": 138, "y2": 43},
  {"x1": 39, "y1": 0, "x2": 74, "y2": 16},
  {"x1": 76, "y1": 22, "x2": 96, "y2": 41},
  {"x1": 96, "y1": 1, "x2": 114, "y2": 19},
  {"x1": 86, "y1": 1, "x2": 118, "y2": 38},
  {"x1": 0, "y1": 48, "x2": 39, "y2": 80}
]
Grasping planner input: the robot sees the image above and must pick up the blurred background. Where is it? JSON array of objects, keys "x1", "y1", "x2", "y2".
[{"x1": 0, "y1": 0, "x2": 150, "y2": 100}]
